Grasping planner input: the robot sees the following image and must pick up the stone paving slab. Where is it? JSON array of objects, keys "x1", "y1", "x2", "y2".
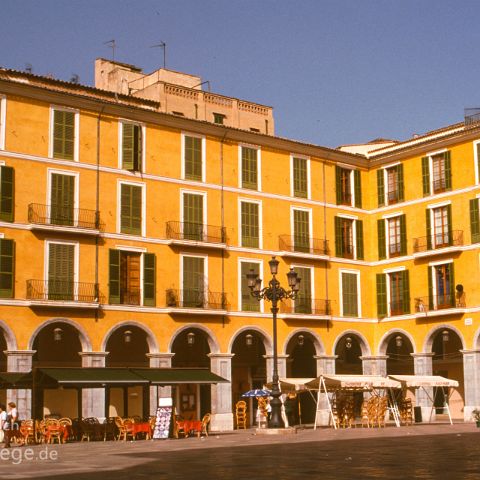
[{"x1": 0, "y1": 423, "x2": 478, "y2": 479}]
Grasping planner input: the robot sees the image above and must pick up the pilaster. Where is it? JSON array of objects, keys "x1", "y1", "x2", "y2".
[
  {"x1": 264, "y1": 355, "x2": 289, "y2": 383},
  {"x1": 314, "y1": 355, "x2": 337, "y2": 426},
  {"x1": 411, "y1": 352, "x2": 435, "y2": 422},
  {"x1": 461, "y1": 349, "x2": 480, "y2": 421},
  {"x1": 79, "y1": 352, "x2": 108, "y2": 419},
  {"x1": 147, "y1": 353, "x2": 175, "y2": 416},
  {"x1": 360, "y1": 355, "x2": 389, "y2": 376},
  {"x1": 208, "y1": 353, "x2": 234, "y2": 431}
]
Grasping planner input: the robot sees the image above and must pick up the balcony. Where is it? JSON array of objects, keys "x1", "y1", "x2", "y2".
[
  {"x1": 413, "y1": 230, "x2": 463, "y2": 258},
  {"x1": 279, "y1": 298, "x2": 332, "y2": 320},
  {"x1": 387, "y1": 190, "x2": 400, "y2": 205},
  {"x1": 388, "y1": 300, "x2": 409, "y2": 317},
  {"x1": 26, "y1": 280, "x2": 100, "y2": 308},
  {"x1": 28, "y1": 204, "x2": 102, "y2": 235},
  {"x1": 166, "y1": 221, "x2": 227, "y2": 249},
  {"x1": 432, "y1": 178, "x2": 448, "y2": 194},
  {"x1": 414, "y1": 294, "x2": 465, "y2": 318},
  {"x1": 278, "y1": 235, "x2": 329, "y2": 260},
  {"x1": 165, "y1": 289, "x2": 227, "y2": 315}
]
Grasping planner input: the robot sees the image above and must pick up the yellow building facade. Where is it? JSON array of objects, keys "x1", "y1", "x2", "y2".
[{"x1": 0, "y1": 61, "x2": 479, "y2": 429}]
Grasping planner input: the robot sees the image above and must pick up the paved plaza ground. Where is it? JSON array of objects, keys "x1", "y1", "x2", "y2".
[{"x1": 0, "y1": 423, "x2": 479, "y2": 479}]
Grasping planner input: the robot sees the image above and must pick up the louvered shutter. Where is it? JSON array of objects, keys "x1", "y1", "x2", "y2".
[
  {"x1": 422, "y1": 156, "x2": 430, "y2": 196},
  {"x1": 122, "y1": 123, "x2": 134, "y2": 170},
  {"x1": 402, "y1": 270, "x2": 410, "y2": 314},
  {"x1": 356, "y1": 220, "x2": 364, "y2": 260},
  {"x1": 446, "y1": 203, "x2": 453, "y2": 246},
  {"x1": 183, "y1": 193, "x2": 203, "y2": 241},
  {"x1": 377, "y1": 219, "x2": 386, "y2": 260},
  {"x1": 448, "y1": 262, "x2": 455, "y2": 307},
  {"x1": 426, "y1": 209, "x2": 432, "y2": 250},
  {"x1": 0, "y1": 238, "x2": 14, "y2": 298},
  {"x1": 428, "y1": 266, "x2": 434, "y2": 310},
  {"x1": 293, "y1": 209, "x2": 310, "y2": 253},
  {"x1": 397, "y1": 164, "x2": 404, "y2": 202},
  {"x1": 354, "y1": 170, "x2": 362, "y2": 208},
  {"x1": 0, "y1": 166, "x2": 14, "y2": 222},
  {"x1": 121, "y1": 184, "x2": 142, "y2": 235},
  {"x1": 53, "y1": 110, "x2": 75, "y2": 160},
  {"x1": 293, "y1": 157, "x2": 308, "y2": 198},
  {"x1": 376, "y1": 274, "x2": 387, "y2": 318},
  {"x1": 400, "y1": 214, "x2": 407, "y2": 256},
  {"x1": 241, "y1": 262, "x2": 260, "y2": 312},
  {"x1": 335, "y1": 166, "x2": 342, "y2": 205},
  {"x1": 183, "y1": 256, "x2": 205, "y2": 307},
  {"x1": 377, "y1": 169, "x2": 385, "y2": 207},
  {"x1": 470, "y1": 198, "x2": 480, "y2": 243},
  {"x1": 242, "y1": 147, "x2": 258, "y2": 189},
  {"x1": 334, "y1": 216, "x2": 343, "y2": 257},
  {"x1": 51, "y1": 174, "x2": 74, "y2": 226},
  {"x1": 143, "y1": 253, "x2": 156, "y2": 306},
  {"x1": 109, "y1": 249, "x2": 120, "y2": 304},
  {"x1": 48, "y1": 243, "x2": 74, "y2": 300},
  {"x1": 444, "y1": 151, "x2": 452, "y2": 190},
  {"x1": 185, "y1": 136, "x2": 202, "y2": 181},
  {"x1": 241, "y1": 202, "x2": 259, "y2": 248}
]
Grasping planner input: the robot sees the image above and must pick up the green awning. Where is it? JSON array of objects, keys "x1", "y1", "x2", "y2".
[
  {"x1": 0, "y1": 372, "x2": 32, "y2": 388},
  {"x1": 132, "y1": 368, "x2": 228, "y2": 385}
]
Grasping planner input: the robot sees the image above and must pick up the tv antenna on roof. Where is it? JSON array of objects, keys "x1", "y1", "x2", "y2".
[
  {"x1": 104, "y1": 39, "x2": 116, "y2": 61},
  {"x1": 150, "y1": 41, "x2": 166, "y2": 69}
]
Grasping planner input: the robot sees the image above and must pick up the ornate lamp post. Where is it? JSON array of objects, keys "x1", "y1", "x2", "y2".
[{"x1": 246, "y1": 256, "x2": 301, "y2": 428}]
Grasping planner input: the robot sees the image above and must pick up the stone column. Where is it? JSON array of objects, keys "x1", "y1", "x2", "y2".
[
  {"x1": 5, "y1": 350, "x2": 35, "y2": 419},
  {"x1": 461, "y1": 350, "x2": 480, "y2": 421},
  {"x1": 264, "y1": 354, "x2": 289, "y2": 383},
  {"x1": 361, "y1": 355, "x2": 388, "y2": 376},
  {"x1": 208, "y1": 353, "x2": 234, "y2": 431},
  {"x1": 412, "y1": 352, "x2": 435, "y2": 422},
  {"x1": 146, "y1": 353, "x2": 175, "y2": 416},
  {"x1": 314, "y1": 355, "x2": 337, "y2": 426},
  {"x1": 79, "y1": 352, "x2": 108, "y2": 419}
]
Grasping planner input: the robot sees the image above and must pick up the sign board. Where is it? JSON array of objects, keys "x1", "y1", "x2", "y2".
[{"x1": 152, "y1": 397, "x2": 173, "y2": 440}]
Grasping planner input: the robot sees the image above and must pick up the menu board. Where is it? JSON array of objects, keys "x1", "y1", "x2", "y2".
[{"x1": 153, "y1": 397, "x2": 173, "y2": 440}]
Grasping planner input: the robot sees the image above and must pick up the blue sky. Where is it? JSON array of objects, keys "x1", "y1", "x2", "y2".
[{"x1": 2, "y1": 0, "x2": 480, "y2": 147}]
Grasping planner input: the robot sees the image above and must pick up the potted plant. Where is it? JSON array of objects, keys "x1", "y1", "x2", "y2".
[{"x1": 472, "y1": 409, "x2": 480, "y2": 427}]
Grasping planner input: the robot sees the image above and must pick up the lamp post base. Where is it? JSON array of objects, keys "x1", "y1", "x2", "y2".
[{"x1": 268, "y1": 396, "x2": 285, "y2": 429}]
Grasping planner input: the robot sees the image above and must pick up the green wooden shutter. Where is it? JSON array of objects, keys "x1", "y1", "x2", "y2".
[
  {"x1": 334, "y1": 216, "x2": 343, "y2": 257},
  {"x1": 185, "y1": 136, "x2": 202, "y2": 181},
  {"x1": 397, "y1": 164, "x2": 404, "y2": 202},
  {"x1": 293, "y1": 157, "x2": 308, "y2": 198},
  {"x1": 422, "y1": 156, "x2": 430, "y2": 196},
  {"x1": 356, "y1": 219, "x2": 364, "y2": 260},
  {"x1": 53, "y1": 110, "x2": 75, "y2": 160},
  {"x1": 402, "y1": 270, "x2": 410, "y2": 314},
  {"x1": 335, "y1": 166, "x2": 342, "y2": 205},
  {"x1": 48, "y1": 243, "x2": 74, "y2": 300},
  {"x1": 241, "y1": 262, "x2": 260, "y2": 312},
  {"x1": 428, "y1": 266, "x2": 433, "y2": 310},
  {"x1": 477, "y1": 144, "x2": 480, "y2": 185},
  {"x1": 399, "y1": 214, "x2": 407, "y2": 256},
  {"x1": 342, "y1": 272, "x2": 358, "y2": 317},
  {"x1": 120, "y1": 184, "x2": 142, "y2": 235},
  {"x1": 0, "y1": 166, "x2": 14, "y2": 222},
  {"x1": 377, "y1": 219, "x2": 386, "y2": 260},
  {"x1": 376, "y1": 273, "x2": 387, "y2": 318},
  {"x1": 293, "y1": 209, "x2": 310, "y2": 253},
  {"x1": 377, "y1": 169, "x2": 385, "y2": 207},
  {"x1": 446, "y1": 204, "x2": 453, "y2": 246},
  {"x1": 0, "y1": 239, "x2": 14, "y2": 298},
  {"x1": 470, "y1": 198, "x2": 480, "y2": 243},
  {"x1": 354, "y1": 170, "x2": 362, "y2": 208},
  {"x1": 444, "y1": 151, "x2": 452, "y2": 190},
  {"x1": 50, "y1": 173, "x2": 74, "y2": 226},
  {"x1": 109, "y1": 249, "x2": 120, "y2": 304},
  {"x1": 183, "y1": 256, "x2": 204, "y2": 307},
  {"x1": 295, "y1": 267, "x2": 312, "y2": 313},
  {"x1": 448, "y1": 262, "x2": 455, "y2": 307},
  {"x1": 241, "y1": 202, "x2": 259, "y2": 248},
  {"x1": 242, "y1": 147, "x2": 258, "y2": 189},
  {"x1": 183, "y1": 193, "x2": 203, "y2": 240},
  {"x1": 426, "y1": 209, "x2": 432, "y2": 250},
  {"x1": 122, "y1": 123, "x2": 142, "y2": 171},
  {"x1": 143, "y1": 253, "x2": 156, "y2": 306}
]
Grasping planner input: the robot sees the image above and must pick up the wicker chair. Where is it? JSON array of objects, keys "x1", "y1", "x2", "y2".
[
  {"x1": 199, "y1": 413, "x2": 211, "y2": 437},
  {"x1": 235, "y1": 400, "x2": 247, "y2": 429}
]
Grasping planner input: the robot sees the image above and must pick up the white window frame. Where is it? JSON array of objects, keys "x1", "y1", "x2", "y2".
[
  {"x1": 118, "y1": 119, "x2": 146, "y2": 172},
  {"x1": 290, "y1": 206, "x2": 313, "y2": 250},
  {"x1": 181, "y1": 132, "x2": 206, "y2": 182},
  {"x1": 385, "y1": 214, "x2": 402, "y2": 259},
  {"x1": 429, "y1": 259, "x2": 454, "y2": 309},
  {"x1": 291, "y1": 263, "x2": 314, "y2": 312},
  {"x1": 180, "y1": 189, "x2": 207, "y2": 225},
  {"x1": 339, "y1": 269, "x2": 361, "y2": 318},
  {"x1": 382, "y1": 266, "x2": 406, "y2": 317},
  {"x1": 44, "y1": 239, "x2": 79, "y2": 299},
  {"x1": 238, "y1": 144, "x2": 262, "y2": 191},
  {"x1": 337, "y1": 213, "x2": 358, "y2": 260},
  {"x1": 380, "y1": 161, "x2": 401, "y2": 205},
  {"x1": 117, "y1": 179, "x2": 146, "y2": 237},
  {"x1": 113, "y1": 246, "x2": 146, "y2": 306},
  {"x1": 238, "y1": 257, "x2": 264, "y2": 313},
  {"x1": 0, "y1": 95, "x2": 6, "y2": 150},
  {"x1": 425, "y1": 148, "x2": 447, "y2": 195},
  {"x1": 290, "y1": 154, "x2": 311, "y2": 199},
  {"x1": 49, "y1": 105, "x2": 80, "y2": 162},
  {"x1": 238, "y1": 198, "x2": 263, "y2": 249},
  {"x1": 474, "y1": 140, "x2": 480, "y2": 185},
  {"x1": 337, "y1": 164, "x2": 355, "y2": 207},
  {"x1": 47, "y1": 168, "x2": 80, "y2": 226},
  {"x1": 427, "y1": 202, "x2": 450, "y2": 249},
  {"x1": 180, "y1": 253, "x2": 208, "y2": 305}
]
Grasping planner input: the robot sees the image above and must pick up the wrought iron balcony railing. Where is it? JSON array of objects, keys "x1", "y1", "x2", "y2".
[
  {"x1": 279, "y1": 298, "x2": 332, "y2": 316},
  {"x1": 432, "y1": 178, "x2": 448, "y2": 194},
  {"x1": 278, "y1": 235, "x2": 329, "y2": 256},
  {"x1": 387, "y1": 189, "x2": 400, "y2": 204},
  {"x1": 389, "y1": 300, "x2": 410, "y2": 316},
  {"x1": 413, "y1": 230, "x2": 463, "y2": 253},
  {"x1": 414, "y1": 294, "x2": 464, "y2": 313},
  {"x1": 166, "y1": 221, "x2": 226, "y2": 244},
  {"x1": 28, "y1": 204, "x2": 102, "y2": 231},
  {"x1": 26, "y1": 280, "x2": 99, "y2": 303},
  {"x1": 165, "y1": 289, "x2": 227, "y2": 310}
]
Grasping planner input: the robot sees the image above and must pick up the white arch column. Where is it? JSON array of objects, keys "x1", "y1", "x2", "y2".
[
  {"x1": 461, "y1": 349, "x2": 480, "y2": 421},
  {"x1": 147, "y1": 353, "x2": 175, "y2": 416},
  {"x1": 361, "y1": 355, "x2": 389, "y2": 376},
  {"x1": 264, "y1": 354, "x2": 289, "y2": 383},
  {"x1": 79, "y1": 352, "x2": 108, "y2": 418},
  {"x1": 314, "y1": 354, "x2": 337, "y2": 426},
  {"x1": 412, "y1": 352, "x2": 435, "y2": 422},
  {"x1": 5, "y1": 350, "x2": 35, "y2": 419},
  {"x1": 208, "y1": 353, "x2": 234, "y2": 431}
]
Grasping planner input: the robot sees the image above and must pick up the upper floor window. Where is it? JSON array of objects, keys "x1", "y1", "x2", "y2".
[
  {"x1": 0, "y1": 95, "x2": 6, "y2": 150},
  {"x1": 120, "y1": 121, "x2": 143, "y2": 172},
  {"x1": 429, "y1": 262, "x2": 455, "y2": 310},
  {"x1": 292, "y1": 208, "x2": 311, "y2": 253},
  {"x1": 49, "y1": 171, "x2": 77, "y2": 227},
  {"x1": 377, "y1": 164, "x2": 404, "y2": 207},
  {"x1": 294, "y1": 266, "x2": 312, "y2": 314},
  {"x1": 240, "y1": 145, "x2": 260, "y2": 190},
  {"x1": 182, "y1": 255, "x2": 207, "y2": 307},
  {"x1": 334, "y1": 216, "x2": 363, "y2": 260},
  {"x1": 292, "y1": 156, "x2": 309, "y2": 199},
  {"x1": 213, "y1": 113, "x2": 226, "y2": 125},
  {"x1": 335, "y1": 166, "x2": 361, "y2": 208},
  {"x1": 240, "y1": 260, "x2": 261, "y2": 312},
  {"x1": 376, "y1": 269, "x2": 410, "y2": 318},
  {"x1": 119, "y1": 181, "x2": 144, "y2": 236},
  {"x1": 182, "y1": 191, "x2": 205, "y2": 241},
  {"x1": 426, "y1": 204, "x2": 452, "y2": 250},
  {"x1": 46, "y1": 241, "x2": 77, "y2": 301},
  {"x1": 0, "y1": 237, "x2": 15, "y2": 298},
  {"x1": 377, "y1": 214, "x2": 407, "y2": 260},
  {"x1": 240, "y1": 200, "x2": 261, "y2": 248},
  {"x1": 422, "y1": 151, "x2": 451, "y2": 196},
  {"x1": 340, "y1": 270, "x2": 360, "y2": 317},
  {"x1": 0, "y1": 165, "x2": 14, "y2": 222},
  {"x1": 183, "y1": 134, "x2": 204, "y2": 181},
  {"x1": 109, "y1": 249, "x2": 156, "y2": 306},
  {"x1": 469, "y1": 198, "x2": 480, "y2": 244},
  {"x1": 51, "y1": 107, "x2": 78, "y2": 161}
]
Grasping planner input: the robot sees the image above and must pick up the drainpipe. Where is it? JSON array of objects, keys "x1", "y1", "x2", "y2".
[
  {"x1": 220, "y1": 130, "x2": 228, "y2": 326},
  {"x1": 322, "y1": 161, "x2": 329, "y2": 329}
]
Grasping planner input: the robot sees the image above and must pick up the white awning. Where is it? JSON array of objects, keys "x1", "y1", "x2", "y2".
[
  {"x1": 388, "y1": 375, "x2": 459, "y2": 388},
  {"x1": 307, "y1": 374, "x2": 401, "y2": 390},
  {"x1": 267, "y1": 378, "x2": 315, "y2": 392}
]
